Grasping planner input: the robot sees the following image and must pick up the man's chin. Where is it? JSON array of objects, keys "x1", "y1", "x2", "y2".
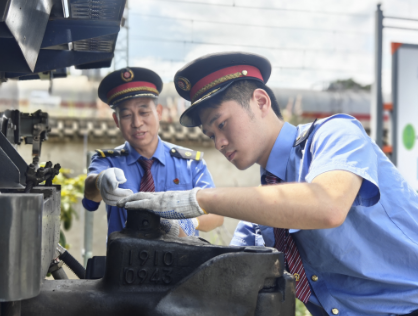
[
  {"x1": 129, "y1": 138, "x2": 151, "y2": 149},
  {"x1": 230, "y1": 159, "x2": 253, "y2": 171}
]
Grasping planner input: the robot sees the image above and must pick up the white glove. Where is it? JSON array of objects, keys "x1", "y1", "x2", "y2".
[
  {"x1": 160, "y1": 219, "x2": 180, "y2": 238},
  {"x1": 160, "y1": 219, "x2": 199, "y2": 238},
  {"x1": 96, "y1": 168, "x2": 133, "y2": 206},
  {"x1": 180, "y1": 218, "x2": 199, "y2": 236},
  {"x1": 117, "y1": 187, "x2": 205, "y2": 219}
]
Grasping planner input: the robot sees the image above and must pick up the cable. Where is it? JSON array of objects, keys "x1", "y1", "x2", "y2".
[
  {"x1": 385, "y1": 16, "x2": 418, "y2": 22},
  {"x1": 128, "y1": 62, "x2": 371, "y2": 75},
  {"x1": 384, "y1": 25, "x2": 418, "y2": 32},
  {"x1": 139, "y1": 0, "x2": 370, "y2": 18},
  {"x1": 131, "y1": 36, "x2": 370, "y2": 55},
  {"x1": 274, "y1": 66, "x2": 371, "y2": 74},
  {"x1": 130, "y1": 13, "x2": 371, "y2": 36}
]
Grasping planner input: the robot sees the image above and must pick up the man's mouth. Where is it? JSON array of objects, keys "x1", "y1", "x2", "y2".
[
  {"x1": 133, "y1": 131, "x2": 147, "y2": 138},
  {"x1": 226, "y1": 151, "x2": 236, "y2": 161}
]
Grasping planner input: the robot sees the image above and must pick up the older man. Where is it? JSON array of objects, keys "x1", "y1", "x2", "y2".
[{"x1": 83, "y1": 67, "x2": 223, "y2": 237}]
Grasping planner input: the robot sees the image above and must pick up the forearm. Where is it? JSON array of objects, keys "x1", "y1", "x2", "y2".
[
  {"x1": 117, "y1": 170, "x2": 361, "y2": 229},
  {"x1": 197, "y1": 182, "x2": 349, "y2": 230},
  {"x1": 84, "y1": 174, "x2": 102, "y2": 202},
  {"x1": 196, "y1": 214, "x2": 224, "y2": 232}
]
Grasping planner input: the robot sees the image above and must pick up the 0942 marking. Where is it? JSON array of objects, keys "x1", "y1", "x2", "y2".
[{"x1": 123, "y1": 249, "x2": 175, "y2": 285}]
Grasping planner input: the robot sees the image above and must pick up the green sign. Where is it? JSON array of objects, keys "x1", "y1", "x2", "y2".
[{"x1": 403, "y1": 124, "x2": 416, "y2": 150}]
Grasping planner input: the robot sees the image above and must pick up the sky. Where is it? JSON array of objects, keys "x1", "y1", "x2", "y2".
[{"x1": 105, "y1": 0, "x2": 418, "y2": 92}]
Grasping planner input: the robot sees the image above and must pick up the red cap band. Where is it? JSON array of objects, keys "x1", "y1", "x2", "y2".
[
  {"x1": 191, "y1": 65, "x2": 263, "y2": 101},
  {"x1": 107, "y1": 81, "x2": 158, "y2": 100}
]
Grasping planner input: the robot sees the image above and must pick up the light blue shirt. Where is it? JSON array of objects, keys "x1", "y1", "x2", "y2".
[
  {"x1": 85, "y1": 137, "x2": 214, "y2": 237},
  {"x1": 230, "y1": 114, "x2": 418, "y2": 316}
]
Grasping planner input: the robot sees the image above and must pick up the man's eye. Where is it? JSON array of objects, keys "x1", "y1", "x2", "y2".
[
  {"x1": 140, "y1": 112, "x2": 150, "y2": 116},
  {"x1": 122, "y1": 114, "x2": 131, "y2": 118},
  {"x1": 209, "y1": 135, "x2": 215, "y2": 141},
  {"x1": 218, "y1": 121, "x2": 226, "y2": 129}
]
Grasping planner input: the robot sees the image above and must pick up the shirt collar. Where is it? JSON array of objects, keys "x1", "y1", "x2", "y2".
[
  {"x1": 125, "y1": 137, "x2": 166, "y2": 166},
  {"x1": 260, "y1": 122, "x2": 297, "y2": 180}
]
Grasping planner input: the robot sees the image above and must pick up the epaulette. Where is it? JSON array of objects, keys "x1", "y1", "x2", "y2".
[
  {"x1": 95, "y1": 148, "x2": 129, "y2": 158},
  {"x1": 293, "y1": 119, "x2": 317, "y2": 148},
  {"x1": 170, "y1": 147, "x2": 203, "y2": 161}
]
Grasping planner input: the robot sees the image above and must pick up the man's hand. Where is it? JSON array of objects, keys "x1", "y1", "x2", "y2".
[
  {"x1": 97, "y1": 168, "x2": 133, "y2": 206},
  {"x1": 117, "y1": 187, "x2": 205, "y2": 219},
  {"x1": 160, "y1": 219, "x2": 180, "y2": 238}
]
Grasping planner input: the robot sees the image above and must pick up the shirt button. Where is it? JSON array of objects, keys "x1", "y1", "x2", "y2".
[
  {"x1": 332, "y1": 308, "x2": 339, "y2": 315},
  {"x1": 311, "y1": 275, "x2": 318, "y2": 282}
]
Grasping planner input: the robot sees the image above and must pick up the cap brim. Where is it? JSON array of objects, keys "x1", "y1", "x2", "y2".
[
  {"x1": 111, "y1": 93, "x2": 158, "y2": 108},
  {"x1": 179, "y1": 81, "x2": 234, "y2": 127}
]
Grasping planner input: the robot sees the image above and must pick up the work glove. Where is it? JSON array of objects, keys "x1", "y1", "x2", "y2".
[
  {"x1": 160, "y1": 219, "x2": 180, "y2": 238},
  {"x1": 117, "y1": 187, "x2": 205, "y2": 219},
  {"x1": 160, "y1": 219, "x2": 198, "y2": 237},
  {"x1": 96, "y1": 168, "x2": 133, "y2": 206}
]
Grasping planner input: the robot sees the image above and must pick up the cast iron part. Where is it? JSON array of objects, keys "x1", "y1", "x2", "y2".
[
  {"x1": 21, "y1": 209, "x2": 296, "y2": 316},
  {"x1": 25, "y1": 161, "x2": 61, "y2": 193}
]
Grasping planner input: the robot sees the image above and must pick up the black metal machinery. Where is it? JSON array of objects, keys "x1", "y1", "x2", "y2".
[
  {"x1": 0, "y1": 0, "x2": 296, "y2": 315},
  {"x1": 0, "y1": 0, "x2": 126, "y2": 82},
  {"x1": 21, "y1": 210, "x2": 296, "y2": 316}
]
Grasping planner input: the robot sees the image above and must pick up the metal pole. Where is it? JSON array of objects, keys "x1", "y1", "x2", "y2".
[
  {"x1": 373, "y1": 4, "x2": 384, "y2": 148},
  {"x1": 126, "y1": 0, "x2": 129, "y2": 67},
  {"x1": 83, "y1": 149, "x2": 94, "y2": 267},
  {"x1": 391, "y1": 47, "x2": 398, "y2": 165}
]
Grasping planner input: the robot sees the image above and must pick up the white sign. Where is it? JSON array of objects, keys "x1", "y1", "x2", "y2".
[{"x1": 394, "y1": 44, "x2": 418, "y2": 191}]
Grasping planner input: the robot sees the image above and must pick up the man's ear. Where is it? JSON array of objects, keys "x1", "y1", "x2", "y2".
[
  {"x1": 156, "y1": 103, "x2": 163, "y2": 120},
  {"x1": 112, "y1": 112, "x2": 120, "y2": 128},
  {"x1": 253, "y1": 89, "x2": 271, "y2": 117}
]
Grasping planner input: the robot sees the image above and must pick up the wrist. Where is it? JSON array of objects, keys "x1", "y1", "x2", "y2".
[
  {"x1": 95, "y1": 171, "x2": 104, "y2": 190},
  {"x1": 196, "y1": 188, "x2": 209, "y2": 214},
  {"x1": 192, "y1": 217, "x2": 200, "y2": 230}
]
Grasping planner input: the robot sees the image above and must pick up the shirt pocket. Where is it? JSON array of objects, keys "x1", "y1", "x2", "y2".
[
  {"x1": 163, "y1": 162, "x2": 193, "y2": 191},
  {"x1": 165, "y1": 181, "x2": 193, "y2": 191}
]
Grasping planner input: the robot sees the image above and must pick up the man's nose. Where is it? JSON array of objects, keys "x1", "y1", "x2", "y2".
[
  {"x1": 131, "y1": 114, "x2": 143, "y2": 128},
  {"x1": 215, "y1": 136, "x2": 228, "y2": 151}
]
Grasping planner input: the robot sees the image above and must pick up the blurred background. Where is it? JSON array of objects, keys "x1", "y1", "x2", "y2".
[{"x1": 1, "y1": 1, "x2": 418, "y2": 314}]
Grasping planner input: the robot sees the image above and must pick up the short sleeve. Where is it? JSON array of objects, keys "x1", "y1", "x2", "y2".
[
  {"x1": 305, "y1": 118, "x2": 380, "y2": 207},
  {"x1": 82, "y1": 197, "x2": 100, "y2": 211},
  {"x1": 192, "y1": 158, "x2": 215, "y2": 189},
  {"x1": 88, "y1": 153, "x2": 112, "y2": 176},
  {"x1": 230, "y1": 221, "x2": 265, "y2": 246}
]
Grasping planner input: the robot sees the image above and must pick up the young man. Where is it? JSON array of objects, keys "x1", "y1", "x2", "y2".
[
  {"x1": 83, "y1": 67, "x2": 223, "y2": 238},
  {"x1": 118, "y1": 53, "x2": 418, "y2": 316}
]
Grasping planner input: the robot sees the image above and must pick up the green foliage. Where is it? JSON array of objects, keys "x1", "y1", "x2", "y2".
[
  {"x1": 44, "y1": 166, "x2": 86, "y2": 249},
  {"x1": 296, "y1": 299, "x2": 312, "y2": 316}
]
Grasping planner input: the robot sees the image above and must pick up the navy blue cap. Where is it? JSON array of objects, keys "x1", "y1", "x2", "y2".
[
  {"x1": 174, "y1": 52, "x2": 271, "y2": 127},
  {"x1": 98, "y1": 67, "x2": 163, "y2": 108}
]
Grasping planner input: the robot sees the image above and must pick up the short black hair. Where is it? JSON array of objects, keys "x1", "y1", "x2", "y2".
[{"x1": 198, "y1": 80, "x2": 282, "y2": 119}]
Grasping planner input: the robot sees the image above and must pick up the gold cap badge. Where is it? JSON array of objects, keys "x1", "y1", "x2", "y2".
[
  {"x1": 177, "y1": 77, "x2": 191, "y2": 91},
  {"x1": 121, "y1": 69, "x2": 134, "y2": 82}
]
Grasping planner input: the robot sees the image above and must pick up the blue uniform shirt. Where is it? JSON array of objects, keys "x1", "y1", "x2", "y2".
[
  {"x1": 230, "y1": 114, "x2": 418, "y2": 316},
  {"x1": 84, "y1": 137, "x2": 214, "y2": 237}
]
